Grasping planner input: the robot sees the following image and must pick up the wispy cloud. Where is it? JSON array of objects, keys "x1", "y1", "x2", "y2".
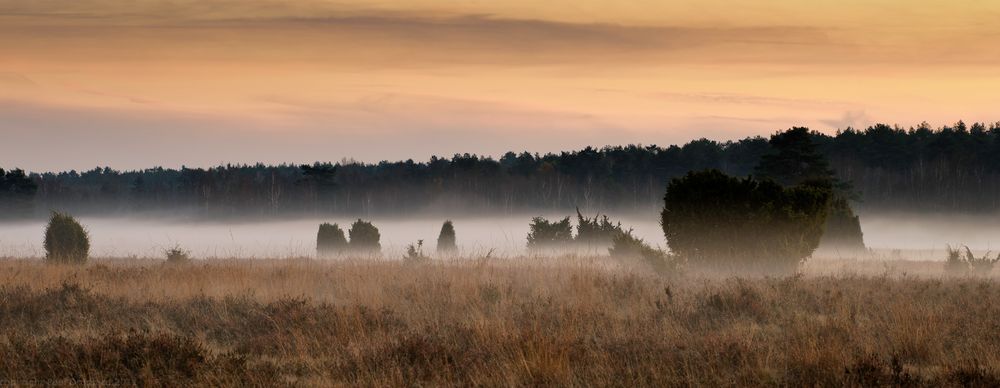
[
  {"x1": 821, "y1": 110, "x2": 872, "y2": 130},
  {"x1": 0, "y1": 72, "x2": 38, "y2": 87},
  {"x1": 4, "y1": 0, "x2": 1000, "y2": 67},
  {"x1": 0, "y1": 3, "x2": 839, "y2": 68},
  {"x1": 650, "y1": 92, "x2": 852, "y2": 109}
]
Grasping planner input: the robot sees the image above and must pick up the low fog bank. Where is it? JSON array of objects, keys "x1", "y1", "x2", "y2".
[
  {"x1": 856, "y1": 211, "x2": 1000, "y2": 250},
  {"x1": 0, "y1": 211, "x2": 996, "y2": 260},
  {"x1": 0, "y1": 212, "x2": 662, "y2": 259}
]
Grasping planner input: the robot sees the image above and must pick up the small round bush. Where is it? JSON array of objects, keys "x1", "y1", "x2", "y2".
[
  {"x1": 165, "y1": 244, "x2": 191, "y2": 263},
  {"x1": 44, "y1": 212, "x2": 90, "y2": 264}
]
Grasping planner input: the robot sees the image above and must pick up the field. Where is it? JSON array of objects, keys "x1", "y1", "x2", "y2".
[{"x1": 0, "y1": 256, "x2": 999, "y2": 387}]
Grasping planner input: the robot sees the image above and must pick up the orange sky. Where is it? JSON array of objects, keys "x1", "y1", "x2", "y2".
[{"x1": 3, "y1": 0, "x2": 1000, "y2": 170}]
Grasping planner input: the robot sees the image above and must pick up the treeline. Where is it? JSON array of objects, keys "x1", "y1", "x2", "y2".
[
  {"x1": 6, "y1": 121, "x2": 1000, "y2": 218},
  {"x1": 816, "y1": 122, "x2": 1000, "y2": 210}
]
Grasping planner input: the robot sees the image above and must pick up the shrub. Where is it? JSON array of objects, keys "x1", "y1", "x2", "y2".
[
  {"x1": 661, "y1": 170, "x2": 831, "y2": 272},
  {"x1": 944, "y1": 246, "x2": 967, "y2": 274},
  {"x1": 436, "y1": 220, "x2": 457, "y2": 254},
  {"x1": 404, "y1": 240, "x2": 431, "y2": 262},
  {"x1": 348, "y1": 219, "x2": 381, "y2": 254},
  {"x1": 608, "y1": 230, "x2": 680, "y2": 275},
  {"x1": 43, "y1": 212, "x2": 90, "y2": 264},
  {"x1": 945, "y1": 245, "x2": 999, "y2": 275},
  {"x1": 526, "y1": 216, "x2": 573, "y2": 250},
  {"x1": 965, "y1": 247, "x2": 999, "y2": 274},
  {"x1": 317, "y1": 223, "x2": 348, "y2": 258},
  {"x1": 165, "y1": 245, "x2": 191, "y2": 263},
  {"x1": 575, "y1": 208, "x2": 623, "y2": 247}
]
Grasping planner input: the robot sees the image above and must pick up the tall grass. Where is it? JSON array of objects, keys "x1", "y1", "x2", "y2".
[{"x1": 0, "y1": 257, "x2": 997, "y2": 386}]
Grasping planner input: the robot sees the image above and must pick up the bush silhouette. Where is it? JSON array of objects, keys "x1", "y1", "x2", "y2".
[
  {"x1": 43, "y1": 212, "x2": 90, "y2": 264},
  {"x1": 348, "y1": 219, "x2": 381, "y2": 254},
  {"x1": 436, "y1": 220, "x2": 457, "y2": 254},
  {"x1": 575, "y1": 208, "x2": 623, "y2": 247},
  {"x1": 944, "y1": 245, "x2": 1000, "y2": 275},
  {"x1": 661, "y1": 170, "x2": 831, "y2": 272},
  {"x1": 609, "y1": 229, "x2": 679, "y2": 275},
  {"x1": 317, "y1": 223, "x2": 348, "y2": 258},
  {"x1": 526, "y1": 216, "x2": 573, "y2": 250},
  {"x1": 405, "y1": 240, "x2": 431, "y2": 262},
  {"x1": 944, "y1": 245, "x2": 967, "y2": 274},
  {"x1": 165, "y1": 244, "x2": 191, "y2": 263}
]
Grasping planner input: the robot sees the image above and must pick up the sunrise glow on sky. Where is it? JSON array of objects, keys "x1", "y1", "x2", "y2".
[{"x1": 3, "y1": 0, "x2": 1000, "y2": 170}]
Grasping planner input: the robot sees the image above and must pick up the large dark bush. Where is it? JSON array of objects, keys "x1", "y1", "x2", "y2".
[
  {"x1": 526, "y1": 216, "x2": 573, "y2": 250},
  {"x1": 317, "y1": 223, "x2": 348, "y2": 258},
  {"x1": 348, "y1": 219, "x2": 381, "y2": 254},
  {"x1": 661, "y1": 170, "x2": 831, "y2": 271},
  {"x1": 436, "y1": 220, "x2": 457, "y2": 254},
  {"x1": 43, "y1": 212, "x2": 90, "y2": 264},
  {"x1": 819, "y1": 197, "x2": 866, "y2": 251}
]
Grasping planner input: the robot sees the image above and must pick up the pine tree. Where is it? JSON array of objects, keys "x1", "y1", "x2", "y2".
[{"x1": 755, "y1": 127, "x2": 865, "y2": 251}]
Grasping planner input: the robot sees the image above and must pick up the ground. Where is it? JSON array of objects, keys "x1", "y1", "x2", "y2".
[{"x1": 0, "y1": 256, "x2": 997, "y2": 386}]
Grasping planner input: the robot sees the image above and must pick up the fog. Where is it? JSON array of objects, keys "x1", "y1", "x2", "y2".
[{"x1": 0, "y1": 212, "x2": 997, "y2": 260}]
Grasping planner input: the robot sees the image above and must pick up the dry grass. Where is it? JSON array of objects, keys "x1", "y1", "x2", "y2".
[{"x1": 0, "y1": 256, "x2": 999, "y2": 386}]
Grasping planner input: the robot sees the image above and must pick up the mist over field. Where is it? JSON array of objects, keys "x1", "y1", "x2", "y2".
[{"x1": 0, "y1": 211, "x2": 996, "y2": 259}]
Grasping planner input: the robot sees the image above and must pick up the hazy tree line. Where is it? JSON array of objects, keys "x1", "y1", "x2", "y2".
[
  {"x1": 4, "y1": 121, "x2": 1000, "y2": 219},
  {"x1": 0, "y1": 168, "x2": 37, "y2": 217}
]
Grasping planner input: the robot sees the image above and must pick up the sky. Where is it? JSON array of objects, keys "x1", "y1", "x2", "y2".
[{"x1": 3, "y1": 0, "x2": 1000, "y2": 171}]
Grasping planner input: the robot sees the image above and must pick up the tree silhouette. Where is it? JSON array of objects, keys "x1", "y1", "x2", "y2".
[
  {"x1": 317, "y1": 223, "x2": 348, "y2": 258},
  {"x1": 0, "y1": 168, "x2": 38, "y2": 218},
  {"x1": 756, "y1": 128, "x2": 865, "y2": 251},
  {"x1": 436, "y1": 220, "x2": 457, "y2": 254},
  {"x1": 755, "y1": 127, "x2": 836, "y2": 186},
  {"x1": 348, "y1": 219, "x2": 381, "y2": 254}
]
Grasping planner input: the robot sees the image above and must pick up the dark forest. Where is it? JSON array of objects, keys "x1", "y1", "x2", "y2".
[{"x1": 5, "y1": 121, "x2": 1000, "y2": 219}]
